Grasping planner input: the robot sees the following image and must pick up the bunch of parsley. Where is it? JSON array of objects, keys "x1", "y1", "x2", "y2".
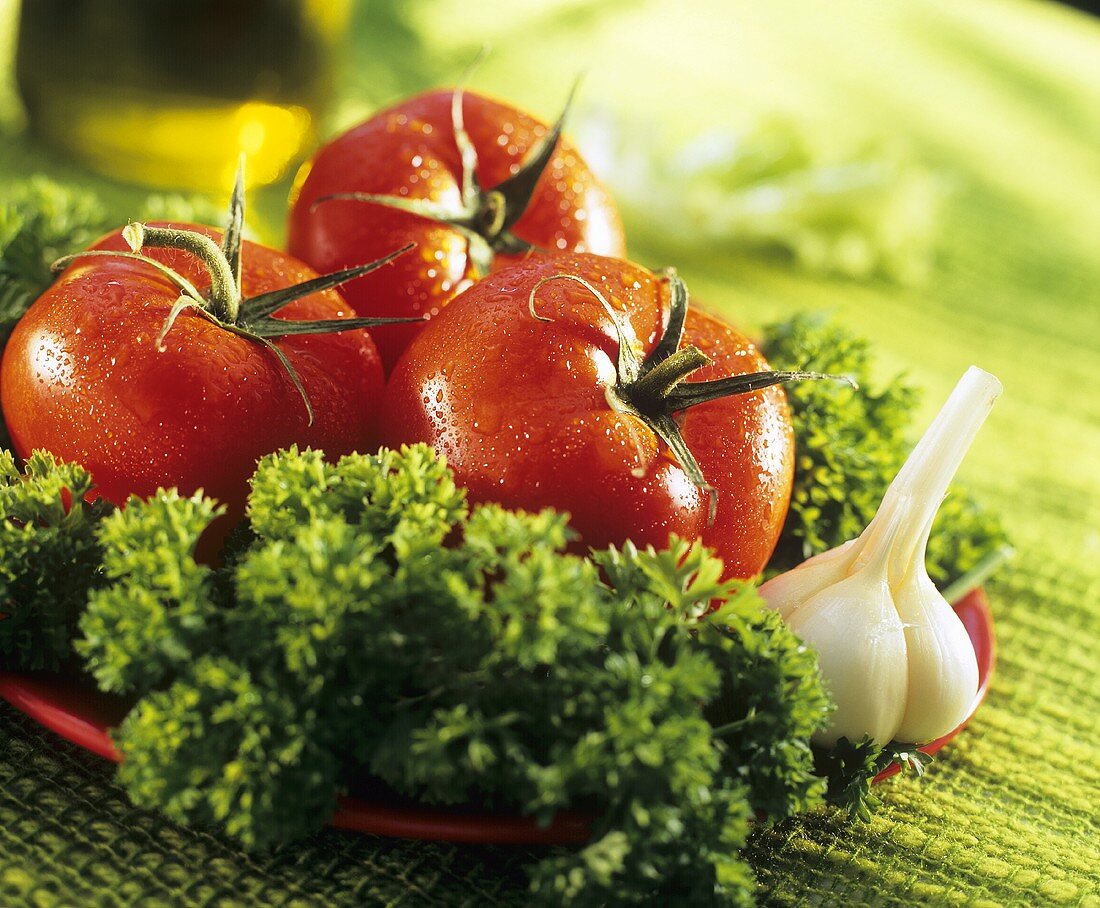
[
  {"x1": 0, "y1": 444, "x2": 831, "y2": 905},
  {"x1": 0, "y1": 442, "x2": 957, "y2": 901}
]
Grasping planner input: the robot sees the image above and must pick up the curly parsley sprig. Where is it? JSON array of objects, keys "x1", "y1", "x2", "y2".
[
  {"x1": 0, "y1": 444, "x2": 841, "y2": 905},
  {"x1": 0, "y1": 451, "x2": 111, "y2": 670},
  {"x1": 815, "y1": 736, "x2": 934, "y2": 822}
]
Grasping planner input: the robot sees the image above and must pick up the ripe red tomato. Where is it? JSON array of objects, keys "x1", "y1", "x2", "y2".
[
  {"x1": 379, "y1": 253, "x2": 797, "y2": 578},
  {"x1": 288, "y1": 88, "x2": 626, "y2": 371},
  {"x1": 0, "y1": 222, "x2": 389, "y2": 527}
]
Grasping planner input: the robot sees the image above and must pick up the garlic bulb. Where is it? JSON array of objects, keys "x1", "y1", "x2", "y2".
[{"x1": 760, "y1": 366, "x2": 1001, "y2": 746}]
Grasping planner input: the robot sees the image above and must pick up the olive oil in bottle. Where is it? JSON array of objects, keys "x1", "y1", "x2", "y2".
[{"x1": 15, "y1": 0, "x2": 348, "y2": 190}]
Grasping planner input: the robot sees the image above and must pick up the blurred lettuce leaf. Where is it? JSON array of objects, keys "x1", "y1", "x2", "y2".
[{"x1": 577, "y1": 111, "x2": 948, "y2": 284}]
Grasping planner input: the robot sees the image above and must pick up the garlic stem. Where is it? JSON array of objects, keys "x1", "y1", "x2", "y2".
[{"x1": 858, "y1": 366, "x2": 1002, "y2": 583}]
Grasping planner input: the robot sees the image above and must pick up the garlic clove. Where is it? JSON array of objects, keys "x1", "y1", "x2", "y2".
[
  {"x1": 759, "y1": 538, "x2": 860, "y2": 619},
  {"x1": 786, "y1": 570, "x2": 908, "y2": 747},
  {"x1": 893, "y1": 568, "x2": 979, "y2": 744}
]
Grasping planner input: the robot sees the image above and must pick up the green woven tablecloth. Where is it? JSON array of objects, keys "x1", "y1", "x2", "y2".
[{"x1": 2, "y1": 0, "x2": 1098, "y2": 904}]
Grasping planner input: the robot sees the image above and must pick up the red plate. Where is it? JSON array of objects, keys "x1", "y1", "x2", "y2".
[{"x1": 0, "y1": 588, "x2": 994, "y2": 845}]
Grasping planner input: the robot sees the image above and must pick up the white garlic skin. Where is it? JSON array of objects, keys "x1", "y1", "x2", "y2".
[
  {"x1": 759, "y1": 538, "x2": 859, "y2": 620},
  {"x1": 786, "y1": 570, "x2": 908, "y2": 747},
  {"x1": 893, "y1": 569, "x2": 979, "y2": 743}
]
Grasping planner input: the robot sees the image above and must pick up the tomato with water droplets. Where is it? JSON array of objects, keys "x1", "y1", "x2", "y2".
[
  {"x1": 288, "y1": 88, "x2": 626, "y2": 371},
  {"x1": 380, "y1": 253, "x2": 802, "y2": 579},
  {"x1": 0, "y1": 221, "x2": 395, "y2": 534}
]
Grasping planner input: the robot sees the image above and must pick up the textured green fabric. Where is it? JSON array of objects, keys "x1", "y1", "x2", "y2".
[{"x1": 2, "y1": 0, "x2": 1099, "y2": 904}]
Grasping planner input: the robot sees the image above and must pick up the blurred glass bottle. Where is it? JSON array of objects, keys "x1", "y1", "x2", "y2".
[{"x1": 15, "y1": 0, "x2": 349, "y2": 191}]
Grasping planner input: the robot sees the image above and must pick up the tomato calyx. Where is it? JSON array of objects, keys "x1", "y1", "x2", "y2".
[
  {"x1": 529, "y1": 271, "x2": 852, "y2": 522},
  {"x1": 311, "y1": 76, "x2": 580, "y2": 278},
  {"x1": 50, "y1": 166, "x2": 421, "y2": 424}
]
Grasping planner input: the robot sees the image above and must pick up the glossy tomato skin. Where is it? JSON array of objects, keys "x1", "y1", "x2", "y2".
[
  {"x1": 288, "y1": 89, "x2": 626, "y2": 372},
  {"x1": 0, "y1": 224, "x2": 384, "y2": 525},
  {"x1": 379, "y1": 253, "x2": 794, "y2": 578}
]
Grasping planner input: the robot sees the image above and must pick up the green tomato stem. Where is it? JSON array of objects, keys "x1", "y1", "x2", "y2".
[
  {"x1": 126, "y1": 222, "x2": 241, "y2": 324},
  {"x1": 310, "y1": 59, "x2": 574, "y2": 277},
  {"x1": 666, "y1": 369, "x2": 853, "y2": 411},
  {"x1": 529, "y1": 269, "x2": 851, "y2": 525},
  {"x1": 626, "y1": 345, "x2": 713, "y2": 410}
]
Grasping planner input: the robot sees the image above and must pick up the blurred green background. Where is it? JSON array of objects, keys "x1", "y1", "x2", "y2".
[{"x1": 1, "y1": 0, "x2": 1098, "y2": 905}]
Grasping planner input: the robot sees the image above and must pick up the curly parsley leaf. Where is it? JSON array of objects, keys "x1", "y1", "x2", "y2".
[
  {"x1": 116, "y1": 656, "x2": 338, "y2": 850},
  {"x1": 0, "y1": 450, "x2": 111, "y2": 670},
  {"x1": 815, "y1": 735, "x2": 935, "y2": 822},
  {"x1": 703, "y1": 609, "x2": 831, "y2": 823},
  {"x1": 77, "y1": 490, "x2": 226, "y2": 695},
  {"x1": 814, "y1": 734, "x2": 882, "y2": 822}
]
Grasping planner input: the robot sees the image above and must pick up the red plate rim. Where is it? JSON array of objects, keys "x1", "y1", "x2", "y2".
[{"x1": 0, "y1": 588, "x2": 994, "y2": 845}]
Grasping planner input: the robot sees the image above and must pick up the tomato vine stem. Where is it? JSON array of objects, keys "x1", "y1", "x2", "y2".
[
  {"x1": 51, "y1": 162, "x2": 422, "y2": 424},
  {"x1": 125, "y1": 221, "x2": 241, "y2": 323},
  {"x1": 311, "y1": 58, "x2": 581, "y2": 279},
  {"x1": 528, "y1": 270, "x2": 851, "y2": 524}
]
